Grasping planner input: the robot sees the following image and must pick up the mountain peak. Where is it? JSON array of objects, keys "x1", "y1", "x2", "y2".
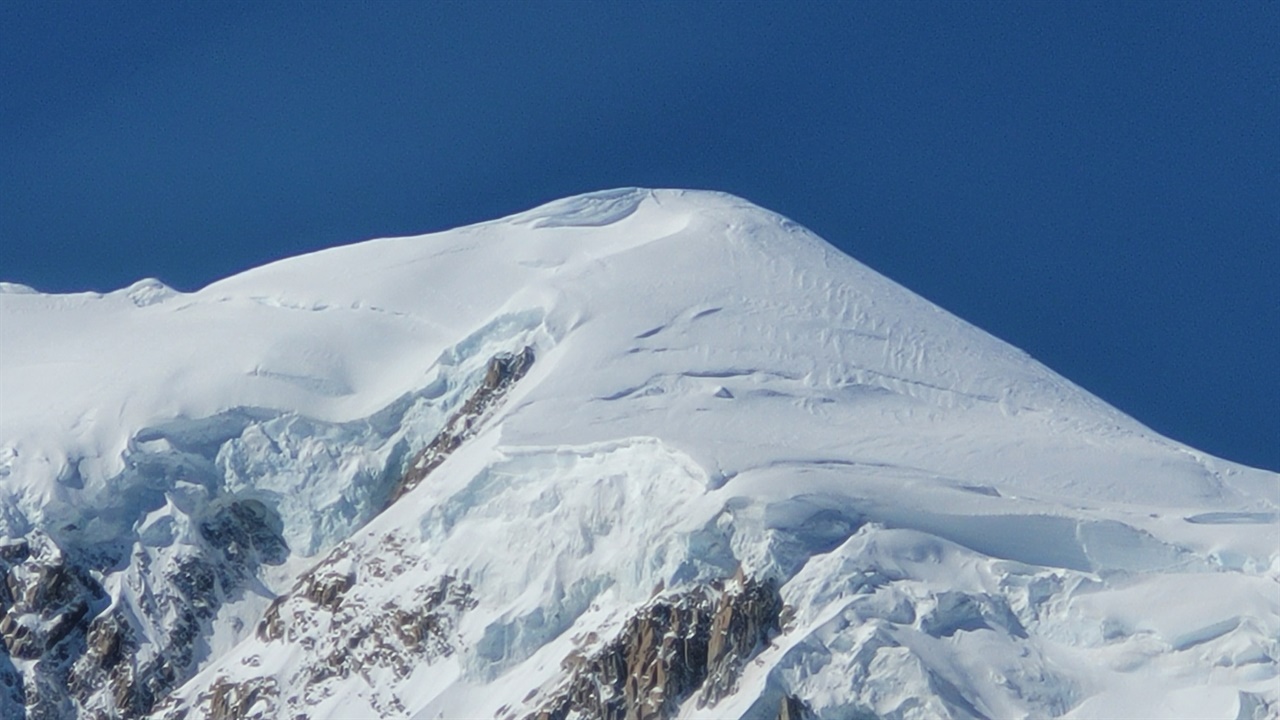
[{"x1": 0, "y1": 191, "x2": 1274, "y2": 719}]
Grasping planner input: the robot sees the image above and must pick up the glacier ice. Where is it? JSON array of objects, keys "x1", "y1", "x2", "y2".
[{"x1": 0, "y1": 188, "x2": 1275, "y2": 719}]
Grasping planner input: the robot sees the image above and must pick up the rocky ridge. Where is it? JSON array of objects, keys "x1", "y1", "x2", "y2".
[
  {"x1": 0, "y1": 499, "x2": 290, "y2": 718},
  {"x1": 390, "y1": 346, "x2": 536, "y2": 504},
  {"x1": 0, "y1": 344, "x2": 538, "y2": 719},
  {"x1": 527, "y1": 572, "x2": 785, "y2": 720}
]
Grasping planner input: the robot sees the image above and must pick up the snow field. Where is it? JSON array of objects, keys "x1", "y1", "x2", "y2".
[{"x1": 1, "y1": 189, "x2": 1275, "y2": 718}]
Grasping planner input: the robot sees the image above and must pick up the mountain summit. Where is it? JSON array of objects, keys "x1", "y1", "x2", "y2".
[{"x1": 1, "y1": 189, "x2": 1275, "y2": 718}]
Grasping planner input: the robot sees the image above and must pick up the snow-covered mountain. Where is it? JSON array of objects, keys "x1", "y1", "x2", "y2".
[{"x1": 0, "y1": 188, "x2": 1275, "y2": 719}]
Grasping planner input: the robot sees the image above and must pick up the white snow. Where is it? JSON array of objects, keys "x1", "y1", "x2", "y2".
[{"x1": 1, "y1": 188, "x2": 1276, "y2": 718}]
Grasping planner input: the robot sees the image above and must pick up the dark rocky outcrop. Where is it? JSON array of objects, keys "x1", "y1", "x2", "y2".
[
  {"x1": 68, "y1": 494, "x2": 291, "y2": 718},
  {"x1": 2, "y1": 492, "x2": 294, "y2": 718},
  {"x1": 198, "y1": 499, "x2": 290, "y2": 573},
  {"x1": 389, "y1": 346, "x2": 535, "y2": 504},
  {"x1": 0, "y1": 534, "x2": 108, "y2": 719},
  {"x1": 529, "y1": 573, "x2": 784, "y2": 720},
  {"x1": 154, "y1": 348, "x2": 537, "y2": 719},
  {"x1": 163, "y1": 533, "x2": 476, "y2": 720},
  {"x1": 777, "y1": 694, "x2": 811, "y2": 720},
  {"x1": 7, "y1": 347, "x2": 541, "y2": 718},
  {"x1": 201, "y1": 676, "x2": 279, "y2": 720},
  {"x1": 62, "y1": 554, "x2": 219, "y2": 718},
  {"x1": 67, "y1": 611, "x2": 142, "y2": 716}
]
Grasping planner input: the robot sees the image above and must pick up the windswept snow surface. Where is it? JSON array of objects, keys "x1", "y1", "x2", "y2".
[{"x1": 1, "y1": 188, "x2": 1276, "y2": 718}]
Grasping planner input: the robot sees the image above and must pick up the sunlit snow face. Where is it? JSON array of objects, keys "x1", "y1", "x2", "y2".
[{"x1": 0, "y1": 190, "x2": 1275, "y2": 720}]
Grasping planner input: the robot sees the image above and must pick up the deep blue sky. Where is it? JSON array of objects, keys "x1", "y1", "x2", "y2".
[{"x1": 3, "y1": 2, "x2": 1277, "y2": 471}]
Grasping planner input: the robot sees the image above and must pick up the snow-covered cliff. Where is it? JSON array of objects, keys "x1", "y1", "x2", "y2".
[{"x1": 0, "y1": 189, "x2": 1275, "y2": 718}]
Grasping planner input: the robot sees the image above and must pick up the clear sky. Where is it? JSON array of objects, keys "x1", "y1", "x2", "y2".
[{"x1": 2, "y1": 2, "x2": 1276, "y2": 471}]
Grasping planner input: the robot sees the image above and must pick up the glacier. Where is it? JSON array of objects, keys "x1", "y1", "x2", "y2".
[{"x1": 0, "y1": 188, "x2": 1275, "y2": 719}]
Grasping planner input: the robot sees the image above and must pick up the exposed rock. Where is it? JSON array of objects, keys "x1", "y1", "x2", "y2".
[
  {"x1": 66, "y1": 610, "x2": 147, "y2": 718},
  {"x1": 168, "y1": 535, "x2": 477, "y2": 719},
  {"x1": 0, "y1": 344, "x2": 539, "y2": 718},
  {"x1": 64, "y1": 555, "x2": 223, "y2": 718},
  {"x1": 777, "y1": 694, "x2": 810, "y2": 720},
  {"x1": 389, "y1": 346, "x2": 535, "y2": 504},
  {"x1": 528, "y1": 575, "x2": 783, "y2": 720},
  {"x1": 0, "y1": 534, "x2": 108, "y2": 717},
  {"x1": 198, "y1": 499, "x2": 289, "y2": 573},
  {"x1": 701, "y1": 571, "x2": 784, "y2": 705},
  {"x1": 0, "y1": 539, "x2": 30, "y2": 565},
  {"x1": 200, "y1": 676, "x2": 279, "y2": 720},
  {"x1": 6, "y1": 348, "x2": 536, "y2": 718},
  {"x1": 300, "y1": 568, "x2": 354, "y2": 613},
  {"x1": 43, "y1": 599, "x2": 90, "y2": 651},
  {"x1": 0, "y1": 647, "x2": 23, "y2": 718},
  {"x1": 257, "y1": 542, "x2": 353, "y2": 643},
  {"x1": 48, "y1": 496, "x2": 289, "y2": 718}
]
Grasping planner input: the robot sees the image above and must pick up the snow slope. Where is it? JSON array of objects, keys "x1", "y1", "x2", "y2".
[{"x1": 0, "y1": 188, "x2": 1275, "y2": 718}]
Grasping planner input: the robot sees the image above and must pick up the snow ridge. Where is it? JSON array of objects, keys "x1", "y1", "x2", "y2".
[{"x1": 0, "y1": 189, "x2": 1275, "y2": 719}]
